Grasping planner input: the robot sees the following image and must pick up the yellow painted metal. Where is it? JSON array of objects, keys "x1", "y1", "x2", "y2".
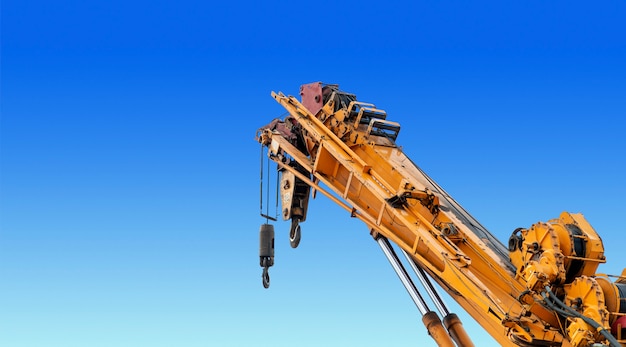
[
  {"x1": 259, "y1": 86, "x2": 623, "y2": 346},
  {"x1": 564, "y1": 276, "x2": 611, "y2": 346},
  {"x1": 263, "y1": 92, "x2": 526, "y2": 346}
]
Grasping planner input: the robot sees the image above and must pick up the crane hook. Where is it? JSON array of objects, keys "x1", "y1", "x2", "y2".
[
  {"x1": 289, "y1": 218, "x2": 302, "y2": 248},
  {"x1": 262, "y1": 264, "x2": 270, "y2": 289}
]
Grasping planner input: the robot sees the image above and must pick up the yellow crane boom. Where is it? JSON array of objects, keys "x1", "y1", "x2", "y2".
[{"x1": 256, "y1": 82, "x2": 626, "y2": 347}]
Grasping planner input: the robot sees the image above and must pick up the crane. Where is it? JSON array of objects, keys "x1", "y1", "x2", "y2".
[{"x1": 256, "y1": 82, "x2": 626, "y2": 347}]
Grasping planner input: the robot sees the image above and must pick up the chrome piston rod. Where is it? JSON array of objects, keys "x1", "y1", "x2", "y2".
[
  {"x1": 376, "y1": 236, "x2": 455, "y2": 347},
  {"x1": 376, "y1": 236, "x2": 429, "y2": 314},
  {"x1": 401, "y1": 249, "x2": 475, "y2": 347},
  {"x1": 401, "y1": 249, "x2": 449, "y2": 317}
]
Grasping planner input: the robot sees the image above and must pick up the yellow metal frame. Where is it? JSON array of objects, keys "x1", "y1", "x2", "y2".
[{"x1": 258, "y1": 88, "x2": 624, "y2": 347}]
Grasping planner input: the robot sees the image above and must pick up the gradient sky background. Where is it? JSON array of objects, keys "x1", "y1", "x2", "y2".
[{"x1": 2, "y1": 1, "x2": 625, "y2": 346}]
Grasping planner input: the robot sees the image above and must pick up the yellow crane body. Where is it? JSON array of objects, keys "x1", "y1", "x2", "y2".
[{"x1": 256, "y1": 82, "x2": 626, "y2": 347}]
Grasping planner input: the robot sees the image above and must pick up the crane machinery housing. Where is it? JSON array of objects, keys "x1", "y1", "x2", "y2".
[{"x1": 256, "y1": 82, "x2": 626, "y2": 347}]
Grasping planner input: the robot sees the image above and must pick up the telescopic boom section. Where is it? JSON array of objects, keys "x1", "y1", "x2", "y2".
[{"x1": 257, "y1": 82, "x2": 625, "y2": 347}]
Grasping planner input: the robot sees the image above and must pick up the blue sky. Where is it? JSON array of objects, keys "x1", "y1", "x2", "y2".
[{"x1": 1, "y1": 1, "x2": 625, "y2": 346}]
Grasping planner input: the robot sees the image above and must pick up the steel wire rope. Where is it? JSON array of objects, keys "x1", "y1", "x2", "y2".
[
  {"x1": 409, "y1": 161, "x2": 513, "y2": 270},
  {"x1": 260, "y1": 142, "x2": 266, "y2": 222}
]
